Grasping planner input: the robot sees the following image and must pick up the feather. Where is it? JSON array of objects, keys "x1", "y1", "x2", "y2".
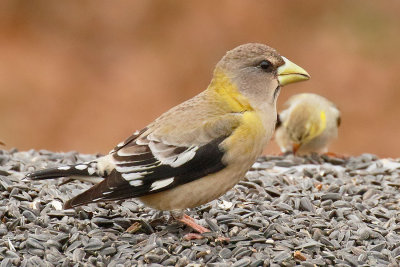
[
  {"x1": 63, "y1": 134, "x2": 228, "y2": 208},
  {"x1": 26, "y1": 162, "x2": 100, "y2": 180}
]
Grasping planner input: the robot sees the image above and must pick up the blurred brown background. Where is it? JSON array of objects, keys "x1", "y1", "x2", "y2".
[{"x1": 0, "y1": 0, "x2": 399, "y2": 157}]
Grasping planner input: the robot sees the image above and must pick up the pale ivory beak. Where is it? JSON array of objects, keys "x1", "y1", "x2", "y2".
[{"x1": 277, "y1": 56, "x2": 310, "y2": 86}]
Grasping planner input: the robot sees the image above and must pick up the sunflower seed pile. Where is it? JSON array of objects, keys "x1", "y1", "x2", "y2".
[{"x1": 1, "y1": 149, "x2": 400, "y2": 266}]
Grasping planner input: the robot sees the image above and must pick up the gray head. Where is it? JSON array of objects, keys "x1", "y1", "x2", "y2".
[{"x1": 214, "y1": 43, "x2": 310, "y2": 108}]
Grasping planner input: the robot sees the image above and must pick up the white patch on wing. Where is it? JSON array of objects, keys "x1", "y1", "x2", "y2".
[
  {"x1": 122, "y1": 172, "x2": 148, "y2": 181},
  {"x1": 116, "y1": 145, "x2": 149, "y2": 157},
  {"x1": 129, "y1": 180, "x2": 143, "y2": 187},
  {"x1": 58, "y1": 166, "x2": 71, "y2": 171},
  {"x1": 170, "y1": 146, "x2": 198, "y2": 167},
  {"x1": 150, "y1": 177, "x2": 174, "y2": 191},
  {"x1": 149, "y1": 141, "x2": 198, "y2": 168},
  {"x1": 102, "y1": 191, "x2": 112, "y2": 195},
  {"x1": 117, "y1": 146, "x2": 148, "y2": 157},
  {"x1": 117, "y1": 149, "x2": 132, "y2": 157},
  {"x1": 116, "y1": 163, "x2": 158, "y2": 173},
  {"x1": 75, "y1": 164, "x2": 88, "y2": 170},
  {"x1": 87, "y1": 167, "x2": 96, "y2": 175},
  {"x1": 136, "y1": 138, "x2": 149, "y2": 146}
]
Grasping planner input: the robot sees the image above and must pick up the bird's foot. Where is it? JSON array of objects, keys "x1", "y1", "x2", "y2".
[
  {"x1": 323, "y1": 152, "x2": 347, "y2": 159},
  {"x1": 183, "y1": 233, "x2": 206, "y2": 240},
  {"x1": 177, "y1": 214, "x2": 211, "y2": 234},
  {"x1": 172, "y1": 211, "x2": 230, "y2": 241},
  {"x1": 182, "y1": 232, "x2": 230, "y2": 242}
]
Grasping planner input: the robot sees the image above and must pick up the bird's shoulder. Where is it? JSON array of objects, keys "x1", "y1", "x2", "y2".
[{"x1": 145, "y1": 90, "x2": 245, "y2": 146}]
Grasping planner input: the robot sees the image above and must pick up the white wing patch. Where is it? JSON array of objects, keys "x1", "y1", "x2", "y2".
[
  {"x1": 148, "y1": 140, "x2": 199, "y2": 168},
  {"x1": 112, "y1": 132, "x2": 201, "y2": 192},
  {"x1": 116, "y1": 146, "x2": 148, "y2": 157},
  {"x1": 75, "y1": 164, "x2": 88, "y2": 170},
  {"x1": 135, "y1": 138, "x2": 148, "y2": 146},
  {"x1": 87, "y1": 167, "x2": 96, "y2": 175},
  {"x1": 168, "y1": 146, "x2": 198, "y2": 167},
  {"x1": 122, "y1": 172, "x2": 149, "y2": 181},
  {"x1": 129, "y1": 180, "x2": 143, "y2": 187},
  {"x1": 150, "y1": 178, "x2": 174, "y2": 191},
  {"x1": 58, "y1": 166, "x2": 71, "y2": 171},
  {"x1": 115, "y1": 163, "x2": 159, "y2": 173}
]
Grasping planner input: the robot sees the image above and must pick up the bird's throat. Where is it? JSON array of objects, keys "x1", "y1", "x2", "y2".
[{"x1": 210, "y1": 70, "x2": 254, "y2": 113}]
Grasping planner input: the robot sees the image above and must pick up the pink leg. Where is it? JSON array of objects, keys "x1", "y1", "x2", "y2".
[
  {"x1": 172, "y1": 211, "x2": 229, "y2": 241},
  {"x1": 324, "y1": 152, "x2": 347, "y2": 159},
  {"x1": 177, "y1": 214, "x2": 210, "y2": 234}
]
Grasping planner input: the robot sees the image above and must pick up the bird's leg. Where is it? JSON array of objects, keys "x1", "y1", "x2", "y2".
[
  {"x1": 171, "y1": 211, "x2": 230, "y2": 242},
  {"x1": 171, "y1": 210, "x2": 210, "y2": 233},
  {"x1": 171, "y1": 210, "x2": 210, "y2": 239},
  {"x1": 323, "y1": 151, "x2": 347, "y2": 159}
]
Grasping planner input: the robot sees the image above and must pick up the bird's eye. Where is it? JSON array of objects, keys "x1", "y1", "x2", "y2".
[{"x1": 259, "y1": 60, "x2": 272, "y2": 71}]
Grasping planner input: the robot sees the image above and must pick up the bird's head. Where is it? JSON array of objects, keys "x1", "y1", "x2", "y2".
[{"x1": 213, "y1": 43, "x2": 310, "y2": 109}]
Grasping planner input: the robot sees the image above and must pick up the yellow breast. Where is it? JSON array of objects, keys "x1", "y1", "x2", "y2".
[
  {"x1": 209, "y1": 69, "x2": 267, "y2": 164},
  {"x1": 209, "y1": 69, "x2": 253, "y2": 113}
]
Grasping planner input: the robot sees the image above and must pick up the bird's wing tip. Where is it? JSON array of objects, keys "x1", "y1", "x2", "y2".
[{"x1": 63, "y1": 200, "x2": 73, "y2": 210}]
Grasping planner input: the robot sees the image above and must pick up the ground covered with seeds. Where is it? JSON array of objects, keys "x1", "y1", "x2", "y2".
[{"x1": 1, "y1": 149, "x2": 400, "y2": 267}]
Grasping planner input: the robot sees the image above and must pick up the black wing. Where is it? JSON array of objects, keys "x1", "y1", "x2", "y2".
[{"x1": 64, "y1": 131, "x2": 228, "y2": 208}]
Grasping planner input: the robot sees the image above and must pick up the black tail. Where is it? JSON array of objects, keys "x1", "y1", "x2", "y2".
[
  {"x1": 26, "y1": 162, "x2": 99, "y2": 180},
  {"x1": 64, "y1": 170, "x2": 129, "y2": 209}
]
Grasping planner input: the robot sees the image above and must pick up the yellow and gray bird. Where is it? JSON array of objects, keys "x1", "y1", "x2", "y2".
[
  {"x1": 275, "y1": 93, "x2": 340, "y2": 155},
  {"x1": 26, "y1": 43, "x2": 310, "y2": 233}
]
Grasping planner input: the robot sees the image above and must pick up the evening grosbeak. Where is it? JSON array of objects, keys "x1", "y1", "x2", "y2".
[
  {"x1": 275, "y1": 93, "x2": 340, "y2": 155},
  {"x1": 27, "y1": 43, "x2": 310, "y2": 234}
]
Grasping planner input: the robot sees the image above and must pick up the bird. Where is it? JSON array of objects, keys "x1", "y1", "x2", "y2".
[
  {"x1": 275, "y1": 93, "x2": 341, "y2": 155},
  {"x1": 26, "y1": 43, "x2": 310, "y2": 235}
]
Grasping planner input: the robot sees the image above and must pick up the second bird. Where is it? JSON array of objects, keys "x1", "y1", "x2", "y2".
[{"x1": 275, "y1": 93, "x2": 341, "y2": 155}]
